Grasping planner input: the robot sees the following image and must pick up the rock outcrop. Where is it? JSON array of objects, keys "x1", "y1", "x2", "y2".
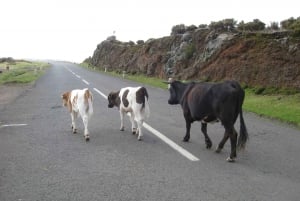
[{"x1": 86, "y1": 29, "x2": 300, "y2": 90}]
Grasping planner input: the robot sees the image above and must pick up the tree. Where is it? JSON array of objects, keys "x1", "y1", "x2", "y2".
[
  {"x1": 269, "y1": 22, "x2": 279, "y2": 30},
  {"x1": 237, "y1": 19, "x2": 265, "y2": 31},
  {"x1": 171, "y1": 24, "x2": 186, "y2": 35},
  {"x1": 209, "y1": 19, "x2": 237, "y2": 32},
  {"x1": 280, "y1": 17, "x2": 296, "y2": 29}
]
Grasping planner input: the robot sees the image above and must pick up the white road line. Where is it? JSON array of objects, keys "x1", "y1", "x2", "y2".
[
  {"x1": 93, "y1": 88, "x2": 107, "y2": 99},
  {"x1": 0, "y1": 124, "x2": 28, "y2": 128},
  {"x1": 93, "y1": 87, "x2": 199, "y2": 161},
  {"x1": 143, "y1": 123, "x2": 199, "y2": 161},
  {"x1": 82, "y1": 79, "x2": 90, "y2": 85},
  {"x1": 76, "y1": 75, "x2": 81, "y2": 79}
]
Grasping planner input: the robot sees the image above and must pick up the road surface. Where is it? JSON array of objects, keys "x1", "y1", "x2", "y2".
[{"x1": 0, "y1": 61, "x2": 299, "y2": 201}]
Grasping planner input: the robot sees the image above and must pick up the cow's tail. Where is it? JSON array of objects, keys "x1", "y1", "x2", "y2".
[
  {"x1": 141, "y1": 87, "x2": 150, "y2": 119},
  {"x1": 84, "y1": 89, "x2": 93, "y2": 117},
  {"x1": 237, "y1": 89, "x2": 248, "y2": 150}
]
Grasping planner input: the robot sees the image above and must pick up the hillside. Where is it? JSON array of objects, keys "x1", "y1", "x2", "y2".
[{"x1": 85, "y1": 28, "x2": 300, "y2": 91}]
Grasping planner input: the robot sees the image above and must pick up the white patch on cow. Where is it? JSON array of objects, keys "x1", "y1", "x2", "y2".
[{"x1": 62, "y1": 88, "x2": 93, "y2": 141}]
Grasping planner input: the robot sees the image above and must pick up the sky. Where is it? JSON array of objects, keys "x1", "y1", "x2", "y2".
[{"x1": 0, "y1": 0, "x2": 299, "y2": 63}]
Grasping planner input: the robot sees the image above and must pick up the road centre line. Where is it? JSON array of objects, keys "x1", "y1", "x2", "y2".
[
  {"x1": 93, "y1": 88, "x2": 107, "y2": 99},
  {"x1": 66, "y1": 68, "x2": 199, "y2": 161},
  {"x1": 93, "y1": 87, "x2": 200, "y2": 161},
  {"x1": 82, "y1": 79, "x2": 90, "y2": 85}
]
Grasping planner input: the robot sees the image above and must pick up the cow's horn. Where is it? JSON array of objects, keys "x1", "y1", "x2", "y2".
[{"x1": 162, "y1": 77, "x2": 174, "y2": 84}]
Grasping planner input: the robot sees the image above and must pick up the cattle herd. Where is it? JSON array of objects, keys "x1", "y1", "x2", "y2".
[{"x1": 61, "y1": 79, "x2": 248, "y2": 162}]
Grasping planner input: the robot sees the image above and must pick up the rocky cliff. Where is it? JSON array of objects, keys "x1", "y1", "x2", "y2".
[{"x1": 86, "y1": 29, "x2": 300, "y2": 90}]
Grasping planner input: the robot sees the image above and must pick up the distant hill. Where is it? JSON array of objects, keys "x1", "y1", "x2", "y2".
[{"x1": 85, "y1": 22, "x2": 300, "y2": 91}]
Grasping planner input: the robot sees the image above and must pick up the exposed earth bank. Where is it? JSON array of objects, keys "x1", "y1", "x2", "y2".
[{"x1": 86, "y1": 29, "x2": 300, "y2": 91}]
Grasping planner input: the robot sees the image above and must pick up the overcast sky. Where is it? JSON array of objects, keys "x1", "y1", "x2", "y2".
[{"x1": 0, "y1": 0, "x2": 298, "y2": 63}]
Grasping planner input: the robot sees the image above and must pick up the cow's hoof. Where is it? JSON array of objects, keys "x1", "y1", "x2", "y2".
[
  {"x1": 215, "y1": 146, "x2": 222, "y2": 153},
  {"x1": 132, "y1": 128, "x2": 137, "y2": 135},
  {"x1": 73, "y1": 129, "x2": 77, "y2": 134},
  {"x1": 226, "y1": 157, "x2": 235, "y2": 162},
  {"x1": 206, "y1": 145, "x2": 212, "y2": 149},
  {"x1": 183, "y1": 137, "x2": 189, "y2": 142},
  {"x1": 137, "y1": 137, "x2": 142, "y2": 141},
  {"x1": 205, "y1": 139, "x2": 212, "y2": 149},
  {"x1": 85, "y1": 136, "x2": 90, "y2": 141},
  {"x1": 120, "y1": 127, "x2": 125, "y2": 131},
  {"x1": 206, "y1": 143, "x2": 212, "y2": 149}
]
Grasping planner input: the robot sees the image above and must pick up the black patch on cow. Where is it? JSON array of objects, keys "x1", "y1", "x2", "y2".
[
  {"x1": 136, "y1": 87, "x2": 148, "y2": 108},
  {"x1": 122, "y1": 90, "x2": 129, "y2": 107}
]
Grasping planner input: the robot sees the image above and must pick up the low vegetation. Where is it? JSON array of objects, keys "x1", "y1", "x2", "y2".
[
  {"x1": 81, "y1": 62, "x2": 300, "y2": 127},
  {"x1": 0, "y1": 60, "x2": 49, "y2": 84}
]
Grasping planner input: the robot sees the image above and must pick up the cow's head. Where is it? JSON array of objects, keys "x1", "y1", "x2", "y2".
[
  {"x1": 164, "y1": 78, "x2": 180, "y2": 105},
  {"x1": 107, "y1": 91, "x2": 120, "y2": 108},
  {"x1": 61, "y1": 91, "x2": 70, "y2": 107},
  {"x1": 61, "y1": 91, "x2": 72, "y2": 112}
]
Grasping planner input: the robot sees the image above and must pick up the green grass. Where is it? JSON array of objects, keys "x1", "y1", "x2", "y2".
[
  {"x1": 243, "y1": 91, "x2": 300, "y2": 126},
  {"x1": 0, "y1": 60, "x2": 49, "y2": 84},
  {"x1": 81, "y1": 62, "x2": 300, "y2": 127}
]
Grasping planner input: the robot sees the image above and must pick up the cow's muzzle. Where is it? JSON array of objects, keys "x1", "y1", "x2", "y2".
[{"x1": 168, "y1": 99, "x2": 177, "y2": 105}]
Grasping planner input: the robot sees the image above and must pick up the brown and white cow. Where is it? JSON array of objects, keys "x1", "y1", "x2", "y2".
[
  {"x1": 61, "y1": 88, "x2": 93, "y2": 141},
  {"x1": 107, "y1": 86, "x2": 150, "y2": 141}
]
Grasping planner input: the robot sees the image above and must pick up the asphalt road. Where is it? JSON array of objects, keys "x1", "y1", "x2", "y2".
[{"x1": 0, "y1": 61, "x2": 299, "y2": 201}]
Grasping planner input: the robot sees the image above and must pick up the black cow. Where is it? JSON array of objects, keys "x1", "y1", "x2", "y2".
[{"x1": 166, "y1": 79, "x2": 248, "y2": 162}]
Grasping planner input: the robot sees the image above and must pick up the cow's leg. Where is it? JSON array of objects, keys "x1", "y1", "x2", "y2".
[
  {"x1": 71, "y1": 111, "x2": 77, "y2": 134},
  {"x1": 225, "y1": 126, "x2": 237, "y2": 162},
  {"x1": 201, "y1": 123, "x2": 212, "y2": 149},
  {"x1": 136, "y1": 120, "x2": 143, "y2": 141},
  {"x1": 129, "y1": 112, "x2": 137, "y2": 134},
  {"x1": 119, "y1": 111, "x2": 125, "y2": 131},
  {"x1": 82, "y1": 114, "x2": 90, "y2": 141},
  {"x1": 183, "y1": 118, "x2": 191, "y2": 142},
  {"x1": 216, "y1": 131, "x2": 229, "y2": 153}
]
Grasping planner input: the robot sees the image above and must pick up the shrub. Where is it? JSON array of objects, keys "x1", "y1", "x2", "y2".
[{"x1": 171, "y1": 24, "x2": 186, "y2": 35}]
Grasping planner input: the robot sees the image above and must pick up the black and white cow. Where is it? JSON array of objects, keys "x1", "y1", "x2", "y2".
[
  {"x1": 166, "y1": 79, "x2": 248, "y2": 162},
  {"x1": 107, "y1": 86, "x2": 150, "y2": 140}
]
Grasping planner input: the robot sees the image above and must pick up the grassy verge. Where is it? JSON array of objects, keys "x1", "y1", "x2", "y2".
[
  {"x1": 81, "y1": 62, "x2": 300, "y2": 127},
  {"x1": 0, "y1": 60, "x2": 49, "y2": 84},
  {"x1": 243, "y1": 91, "x2": 300, "y2": 126}
]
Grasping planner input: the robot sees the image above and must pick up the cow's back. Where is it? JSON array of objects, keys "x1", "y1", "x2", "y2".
[
  {"x1": 183, "y1": 81, "x2": 243, "y2": 121},
  {"x1": 208, "y1": 81, "x2": 244, "y2": 122},
  {"x1": 71, "y1": 89, "x2": 93, "y2": 116},
  {"x1": 184, "y1": 83, "x2": 213, "y2": 121}
]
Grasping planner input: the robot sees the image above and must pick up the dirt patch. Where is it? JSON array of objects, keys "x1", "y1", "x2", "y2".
[{"x1": 0, "y1": 84, "x2": 33, "y2": 110}]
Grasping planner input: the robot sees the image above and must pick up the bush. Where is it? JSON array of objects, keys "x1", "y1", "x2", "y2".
[
  {"x1": 238, "y1": 19, "x2": 265, "y2": 31},
  {"x1": 184, "y1": 44, "x2": 195, "y2": 60},
  {"x1": 171, "y1": 24, "x2": 186, "y2": 35}
]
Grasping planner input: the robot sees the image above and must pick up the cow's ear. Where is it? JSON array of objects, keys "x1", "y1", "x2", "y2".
[{"x1": 61, "y1": 91, "x2": 70, "y2": 100}]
